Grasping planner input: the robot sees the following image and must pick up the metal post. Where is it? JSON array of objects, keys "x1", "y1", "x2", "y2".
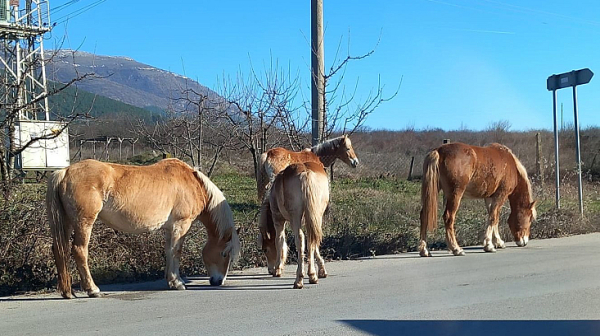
[
  {"x1": 552, "y1": 89, "x2": 560, "y2": 209},
  {"x1": 536, "y1": 132, "x2": 544, "y2": 189},
  {"x1": 573, "y1": 84, "x2": 584, "y2": 215},
  {"x1": 311, "y1": 0, "x2": 324, "y2": 146}
]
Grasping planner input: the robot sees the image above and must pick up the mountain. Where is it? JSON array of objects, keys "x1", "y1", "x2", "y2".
[
  {"x1": 47, "y1": 81, "x2": 162, "y2": 123},
  {"x1": 45, "y1": 50, "x2": 216, "y2": 113}
]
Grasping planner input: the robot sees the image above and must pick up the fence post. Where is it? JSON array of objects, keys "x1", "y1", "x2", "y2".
[
  {"x1": 407, "y1": 156, "x2": 415, "y2": 180},
  {"x1": 536, "y1": 132, "x2": 544, "y2": 189}
]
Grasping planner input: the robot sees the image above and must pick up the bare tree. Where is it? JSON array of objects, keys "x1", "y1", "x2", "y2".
[
  {"x1": 0, "y1": 49, "x2": 95, "y2": 195},
  {"x1": 319, "y1": 34, "x2": 400, "y2": 139},
  {"x1": 216, "y1": 58, "x2": 308, "y2": 179}
]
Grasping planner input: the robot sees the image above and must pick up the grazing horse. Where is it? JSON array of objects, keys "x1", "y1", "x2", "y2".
[
  {"x1": 419, "y1": 142, "x2": 536, "y2": 257},
  {"x1": 258, "y1": 161, "x2": 329, "y2": 289},
  {"x1": 257, "y1": 134, "x2": 359, "y2": 200},
  {"x1": 46, "y1": 158, "x2": 241, "y2": 299}
]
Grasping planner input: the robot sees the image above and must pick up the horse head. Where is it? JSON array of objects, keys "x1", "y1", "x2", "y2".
[
  {"x1": 257, "y1": 198, "x2": 279, "y2": 275},
  {"x1": 508, "y1": 200, "x2": 536, "y2": 247},
  {"x1": 339, "y1": 135, "x2": 359, "y2": 168},
  {"x1": 202, "y1": 226, "x2": 240, "y2": 286}
]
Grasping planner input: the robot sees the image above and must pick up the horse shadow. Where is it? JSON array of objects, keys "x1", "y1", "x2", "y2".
[
  {"x1": 184, "y1": 273, "x2": 296, "y2": 291},
  {"x1": 340, "y1": 320, "x2": 600, "y2": 336}
]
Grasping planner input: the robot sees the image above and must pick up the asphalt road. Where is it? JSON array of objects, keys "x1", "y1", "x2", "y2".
[{"x1": 2, "y1": 233, "x2": 600, "y2": 336}]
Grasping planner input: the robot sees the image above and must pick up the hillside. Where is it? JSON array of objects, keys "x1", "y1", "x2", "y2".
[
  {"x1": 47, "y1": 81, "x2": 162, "y2": 123},
  {"x1": 45, "y1": 50, "x2": 216, "y2": 112}
]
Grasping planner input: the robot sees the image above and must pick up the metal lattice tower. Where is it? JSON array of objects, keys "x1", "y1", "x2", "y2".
[{"x1": 0, "y1": 0, "x2": 51, "y2": 121}]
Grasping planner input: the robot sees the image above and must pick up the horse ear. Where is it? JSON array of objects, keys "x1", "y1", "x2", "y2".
[
  {"x1": 236, "y1": 227, "x2": 241, "y2": 235},
  {"x1": 529, "y1": 200, "x2": 537, "y2": 209}
]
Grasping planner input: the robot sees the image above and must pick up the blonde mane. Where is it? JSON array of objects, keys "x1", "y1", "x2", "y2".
[
  {"x1": 193, "y1": 170, "x2": 241, "y2": 260},
  {"x1": 507, "y1": 149, "x2": 537, "y2": 219},
  {"x1": 311, "y1": 135, "x2": 346, "y2": 156}
]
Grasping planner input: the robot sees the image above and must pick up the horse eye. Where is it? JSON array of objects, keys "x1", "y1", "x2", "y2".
[{"x1": 221, "y1": 251, "x2": 228, "y2": 258}]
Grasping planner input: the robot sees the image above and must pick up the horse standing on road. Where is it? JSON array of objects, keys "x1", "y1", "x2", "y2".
[
  {"x1": 257, "y1": 135, "x2": 359, "y2": 200},
  {"x1": 258, "y1": 161, "x2": 329, "y2": 289},
  {"x1": 46, "y1": 158, "x2": 240, "y2": 299},
  {"x1": 419, "y1": 142, "x2": 536, "y2": 257}
]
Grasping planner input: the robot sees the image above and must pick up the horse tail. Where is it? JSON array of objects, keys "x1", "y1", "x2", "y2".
[
  {"x1": 257, "y1": 151, "x2": 269, "y2": 201},
  {"x1": 301, "y1": 169, "x2": 327, "y2": 251},
  {"x1": 420, "y1": 150, "x2": 440, "y2": 232},
  {"x1": 46, "y1": 169, "x2": 73, "y2": 299}
]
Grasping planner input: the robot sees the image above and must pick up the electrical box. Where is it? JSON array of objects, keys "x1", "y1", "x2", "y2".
[
  {"x1": 0, "y1": 0, "x2": 9, "y2": 23},
  {"x1": 14, "y1": 120, "x2": 70, "y2": 170}
]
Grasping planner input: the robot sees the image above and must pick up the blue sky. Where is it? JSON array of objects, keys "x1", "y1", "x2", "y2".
[{"x1": 48, "y1": 0, "x2": 600, "y2": 131}]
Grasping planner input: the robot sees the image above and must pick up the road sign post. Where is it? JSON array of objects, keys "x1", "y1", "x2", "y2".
[{"x1": 547, "y1": 68, "x2": 594, "y2": 215}]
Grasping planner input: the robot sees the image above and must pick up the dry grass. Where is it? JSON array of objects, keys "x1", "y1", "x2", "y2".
[{"x1": 3, "y1": 128, "x2": 600, "y2": 296}]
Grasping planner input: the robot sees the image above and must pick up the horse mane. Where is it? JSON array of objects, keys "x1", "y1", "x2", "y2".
[
  {"x1": 311, "y1": 135, "x2": 345, "y2": 155},
  {"x1": 505, "y1": 148, "x2": 536, "y2": 218},
  {"x1": 193, "y1": 169, "x2": 241, "y2": 259}
]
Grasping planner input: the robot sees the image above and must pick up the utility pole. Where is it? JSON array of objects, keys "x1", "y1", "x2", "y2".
[
  {"x1": 311, "y1": 0, "x2": 324, "y2": 146},
  {"x1": 1, "y1": 0, "x2": 51, "y2": 121}
]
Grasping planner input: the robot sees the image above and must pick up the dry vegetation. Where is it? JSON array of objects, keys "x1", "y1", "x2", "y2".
[{"x1": 2, "y1": 127, "x2": 600, "y2": 297}]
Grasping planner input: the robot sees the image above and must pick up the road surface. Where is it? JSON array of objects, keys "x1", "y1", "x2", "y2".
[{"x1": 2, "y1": 233, "x2": 600, "y2": 335}]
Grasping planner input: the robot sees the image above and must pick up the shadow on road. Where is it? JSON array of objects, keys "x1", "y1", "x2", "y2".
[{"x1": 340, "y1": 320, "x2": 600, "y2": 336}]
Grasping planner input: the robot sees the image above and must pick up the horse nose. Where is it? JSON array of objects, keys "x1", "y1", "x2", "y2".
[
  {"x1": 351, "y1": 158, "x2": 359, "y2": 168},
  {"x1": 209, "y1": 277, "x2": 224, "y2": 286}
]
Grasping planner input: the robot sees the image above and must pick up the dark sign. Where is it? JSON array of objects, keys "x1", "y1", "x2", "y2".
[{"x1": 547, "y1": 68, "x2": 594, "y2": 91}]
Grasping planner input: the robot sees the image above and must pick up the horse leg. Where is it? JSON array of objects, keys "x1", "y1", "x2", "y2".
[
  {"x1": 315, "y1": 246, "x2": 328, "y2": 278},
  {"x1": 492, "y1": 224, "x2": 506, "y2": 249},
  {"x1": 165, "y1": 220, "x2": 192, "y2": 290},
  {"x1": 444, "y1": 191, "x2": 465, "y2": 256},
  {"x1": 483, "y1": 198, "x2": 497, "y2": 252},
  {"x1": 418, "y1": 213, "x2": 432, "y2": 257},
  {"x1": 489, "y1": 197, "x2": 507, "y2": 250},
  {"x1": 292, "y1": 218, "x2": 305, "y2": 289},
  {"x1": 71, "y1": 219, "x2": 101, "y2": 298},
  {"x1": 272, "y1": 220, "x2": 287, "y2": 278},
  {"x1": 307, "y1": 235, "x2": 318, "y2": 285}
]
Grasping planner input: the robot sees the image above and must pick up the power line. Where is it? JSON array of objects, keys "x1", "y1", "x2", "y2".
[{"x1": 52, "y1": 0, "x2": 106, "y2": 26}]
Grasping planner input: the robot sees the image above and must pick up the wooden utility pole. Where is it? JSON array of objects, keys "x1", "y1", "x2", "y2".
[{"x1": 311, "y1": 0, "x2": 324, "y2": 146}]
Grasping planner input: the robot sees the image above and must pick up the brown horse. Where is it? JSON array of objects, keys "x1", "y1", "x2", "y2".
[
  {"x1": 258, "y1": 161, "x2": 329, "y2": 289},
  {"x1": 257, "y1": 134, "x2": 359, "y2": 200},
  {"x1": 46, "y1": 158, "x2": 241, "y2": 299},
  {"x1": 419, "y1": 142, "x2": 536, "y2": 257}
]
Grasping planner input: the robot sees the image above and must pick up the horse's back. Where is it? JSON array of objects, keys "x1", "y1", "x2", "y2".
[
  {"x1": 265, "y1": 147, "x2": 321, "y2": 176},
  {"x1": 436, "y1": 142, "x2": 518, "y2": 198},
  {"x1": 59, "y1": 159, "x2": 205, "y2": 233}
]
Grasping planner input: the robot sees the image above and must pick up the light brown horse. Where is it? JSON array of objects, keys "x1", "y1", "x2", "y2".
[
  {"x1": 257, "y1": 135, "x2": 359, "y2": 200},
  {"x1": 419, "y1": 142, "x2": 536, "y2": 257},
  {"x1": 46, "y1": 158, "x2": 241, "y2": 299},
  {"x1": 258, "y1": 161, "x2": 329, "y2": 289}
]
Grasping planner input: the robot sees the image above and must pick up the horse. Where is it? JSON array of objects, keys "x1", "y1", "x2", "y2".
[
  {"x1": 46, "y1": 158, "x2": 241, "y2": 299},
  {"x1": 419, "y1": 142, "x2": 536, "y2": 257},
  {"x1": 258, "y1": 161, "x2": 329, "y2": 289},
  {"x1": 257, "y1": 134, "x2": 359, "y2": 200}
]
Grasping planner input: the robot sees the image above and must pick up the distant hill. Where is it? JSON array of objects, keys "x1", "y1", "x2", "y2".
[
  {"x1": 47, "y1": 81, "x2": 162, "y2": 123},
  {"x1": 45, "y1": 50, "x2": 217, "y2": 113}
]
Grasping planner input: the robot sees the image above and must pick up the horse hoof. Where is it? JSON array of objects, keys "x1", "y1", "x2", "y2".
[
  {"x1": 176, "y1": 284, "x2": 186, "y2": 290},
  {"x1": 273, "y1": 270, "x2": 282, "y2": 277},
  {"x1": 309, "y1": 276, "x2": 318, "y2": 284},
  {"x1": 293, "y1": 282, "x2": 304, "y2": 289},
  {"x1": 495, "y1": 242, "x2": 506, "y2": 249},
  {"x1": 453, "y1": 249, "x2": 465, "y2": 256},
  {"x1": 484, "y1": 245, "x2": 496, "y2": 253},
  {"x1": 318, "y1": 270, "x2": 328, "y2": 278},
  {"x1": 88, "y1": 292, "x2": 104, "y2": 298},
  {"x1": 420, "y1": 249, "x2": 432, "y2": 257}
]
